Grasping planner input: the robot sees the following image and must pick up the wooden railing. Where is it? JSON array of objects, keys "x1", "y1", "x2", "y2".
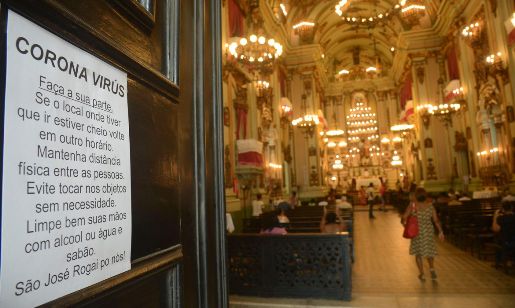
[{"x1": 227, "y1": 233, "x2": 352, "y2": 300}]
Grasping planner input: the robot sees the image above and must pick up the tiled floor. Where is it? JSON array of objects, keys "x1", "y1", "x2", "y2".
[{"x1": 230, "y1": 208, "x2": 515, "y2": 307}]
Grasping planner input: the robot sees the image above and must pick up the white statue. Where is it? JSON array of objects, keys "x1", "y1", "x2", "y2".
[
  {"x1": 476, "y1": 78, "x2": 502, "y2": 147},
  {"x1": 263, "y1": 124, "x2": 278, "y2": 164}
]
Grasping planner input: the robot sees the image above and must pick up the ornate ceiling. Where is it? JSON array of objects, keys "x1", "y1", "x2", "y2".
[{"x1": 278, "y1": 0, "x2": 438, "y2": 76}]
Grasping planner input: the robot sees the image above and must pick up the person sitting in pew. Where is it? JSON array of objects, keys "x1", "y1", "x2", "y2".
[
  {"x1": 448, "y1": 195, "x2": 462, "y2": 206},
  {"x1": 336, "y1": 196, "x2": 353, "y2": 210},
  {"x1": 436, "y1": 192, "x2": 450, "y2": 204},
  {"x1": 458, "y1": 193, "x2": 472, "y2": 202},
  {"x1": 260, "y1": 214, "x2": 287, "y2": 235},
  {"x1": 318, "y1": 199, "x2": 329, "y2": 207},
  {"x1": 320, "y1": 206, "x2": 346, "y2": 234},
  {"x1": 275, "y1": 204, "x2": 290, "y2": 226},
  {"x1": 502, "y1": 194, "x2": 515, "y2": 202},
  {"x1": 492, "y1": 200, "x2": 515, "y2": 267}
]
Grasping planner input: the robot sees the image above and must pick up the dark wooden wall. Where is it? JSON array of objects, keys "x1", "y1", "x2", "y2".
[{"x1": 0, "y1": 0, "x2": 227, "y2": 307}]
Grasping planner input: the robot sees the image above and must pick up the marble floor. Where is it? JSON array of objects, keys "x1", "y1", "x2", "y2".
[{"x1": 230, "y1": 208, "x2": 515, "y2": 308}]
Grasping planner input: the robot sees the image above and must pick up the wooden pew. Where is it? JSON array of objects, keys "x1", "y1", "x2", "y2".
[
  {"x1": 438, "y1": 198, "x2": 502, "y2": 259},
  {"x1": 228, "y1": 233, "x2": 352, "y2": 301}
]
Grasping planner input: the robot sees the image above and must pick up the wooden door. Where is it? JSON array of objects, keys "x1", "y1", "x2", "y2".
[{"x1": 0, "y1": 0, "x2": 226, "y2": 307}]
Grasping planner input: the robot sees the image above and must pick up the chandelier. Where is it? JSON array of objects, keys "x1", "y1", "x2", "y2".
[
  {"x1": 337, "y1": 66, "x2": 365, "y2": 80},
  {"x1": 332, "y1": 158, "x2": 344, "y2": 170},
  {"x1": 417, "y1": 102, "x2": 464, "y2": 126},
  {"x1": 326, "y1": 129, "x2": 345, "y2": 136},
  {"x1": 443, "y1": 79, "x2": 465, "y2": 105},
  {"x1": 293, "y1": 21, "x2": 316, "y2": 43},
  {"x1": 391, "y1": 151, "x2": 403, "y2": 166},
  {"x1": 346, "y1": 101, "x2": 378, "y2": 141},
  {"x1": 461, "y1": 19, "x2": 483, "y2": 47},
  {"x1": 390, "y1": 123, "x2": 414, "y2": 139},
  {"x1": 291, "y1": 94, "x2": 320, "y2": 128},
  {"x1": 400, "y1": 0, "x2": 426, "y2": 27},
  {"x1": 327, "y1": 140, "x2": 347, "y2": 148},
  {"x1": 337, "y1": 65, "x2": 378, "y2": 81},
  {"x1": 335, "y1": 0, "x2": 406, "y2": 28},
  {"x1": 227, "y1": 34, "x2": 283, "y2": 72},
  {"x1": 254, "y1": 80, "x2": 270, "y2": 97}
]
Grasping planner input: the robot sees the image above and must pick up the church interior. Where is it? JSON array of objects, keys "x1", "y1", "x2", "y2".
[{"x1": 222, "y1": 0, "x2": 515, "y2": 306}]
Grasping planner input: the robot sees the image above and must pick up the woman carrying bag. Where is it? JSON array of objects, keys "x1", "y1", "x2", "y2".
[{"x1": 402, "y1": 187, "x2": 445, "y2": 281}]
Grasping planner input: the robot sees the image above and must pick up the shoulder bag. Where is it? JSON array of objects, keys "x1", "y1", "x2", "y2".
[{"x1": 403, "y1": 203, "x2": 419, "y2": 239}]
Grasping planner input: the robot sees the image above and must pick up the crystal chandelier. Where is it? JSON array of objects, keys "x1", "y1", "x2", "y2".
[
  {"x1": 400, "y1": 0, "x2": 426, "y2": 27},
  {"x1": 227, "y1": 34, "x2": 283, "y2": 72}
]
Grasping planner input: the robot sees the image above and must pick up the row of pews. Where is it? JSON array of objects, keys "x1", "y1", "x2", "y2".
[
  {"x1": 435, "y1": 198, "x2": 503, "y2": 261},
  {"x1": 243, "y1": 206, "x2": 353, "y2": 234},
  {"x1": 229, "y1": 205, "x2": 354, "y2": 301}
]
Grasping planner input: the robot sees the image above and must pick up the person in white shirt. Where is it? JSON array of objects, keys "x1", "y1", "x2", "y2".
[
  {"x1": 336, "y1": 196, "x2": 352, "y2": 210},
  {"x1": 252, "y1": 193, "x2": 264, "y2": 217},
  {"x1": 366, "y1": 183, "x2": 376, "y2": 219}
]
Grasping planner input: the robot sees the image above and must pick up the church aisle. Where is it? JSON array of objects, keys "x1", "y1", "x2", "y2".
[
  {"x1": 230, "y1": 209, "x2": 515, "y2": 308},
  {"x1": 353, "y1": 209, "x2": 515, "y2": 294}
]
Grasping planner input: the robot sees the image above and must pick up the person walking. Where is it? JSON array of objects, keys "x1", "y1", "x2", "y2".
[
  {"x1": 402, "y1": 187, "x2": 444, "y2": 281},
  {"x1": 379, "y1": 178, "x2": 386, "y2": 212},
  {"x1": 289, "y1": 191, "x2": 298, "y2": 209},
  {"x1": 251, "y1": 193, "x2": 264, "y2": 217},
  {"x1": 366, "y1": 183, "x2": 376, "y2": 219}
]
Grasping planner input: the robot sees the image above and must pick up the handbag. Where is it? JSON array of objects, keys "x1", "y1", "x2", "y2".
[{"x1": 403, "y1": 204, "x2": 419, "y2": 239}]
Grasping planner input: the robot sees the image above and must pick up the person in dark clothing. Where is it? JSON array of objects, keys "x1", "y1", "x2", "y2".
[
  {"x1": 492, "y1": 201, "x2": 515, "y2": 267},
  {"x1": 366, "y1": 183, "x2": 376, "y2": 219}
]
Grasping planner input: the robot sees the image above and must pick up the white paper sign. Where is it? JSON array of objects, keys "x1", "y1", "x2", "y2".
[{"x1": 1, "y1": 11, "x2": 131, "y2": 307}]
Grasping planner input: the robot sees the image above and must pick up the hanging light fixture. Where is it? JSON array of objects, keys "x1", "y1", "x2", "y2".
[
  {"x1": 461, "y1": 19, "x2": 484, "y2": 47},
  {"x1": 291, "y1": 94, "x2": 320, "y2": 128},
  {"x1": 293, "y1": 21, "x2": 316, "y2": 43},
  {"x1": 332, "y1": 159, "x2": 344, "y2": 170},
  {"x1": 254, "y1": 80, "x2": 270, "y2": 97},
  {"x1": 227, "y1": 33, "x2": 283, "y2": 72},
  {"x1": 391, "y1": 151, "x2": 403, "y2": 166},
  {"x1": 390, "y1": 123, "x2": 414, "y2": 132},
  {"x1": 346, "y1": 101, "x2": 379, "y2": 141},
  {"x1": 400, "y1": 0, "x2": 426, "y2": 27},
  {"x1": 335, "y1": 0, "x2": 406, "y2": 28}
]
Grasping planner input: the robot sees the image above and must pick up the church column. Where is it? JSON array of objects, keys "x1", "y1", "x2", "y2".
[
  {"x1": 456, "y1": 23, "x2": 482, "y2": 188},
  {"x1": 303, "y1": 74, "x2": 321, "y2": 187},
  {"x1": 411, "y1": 58, "x2": 428, "y2": 184}
]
